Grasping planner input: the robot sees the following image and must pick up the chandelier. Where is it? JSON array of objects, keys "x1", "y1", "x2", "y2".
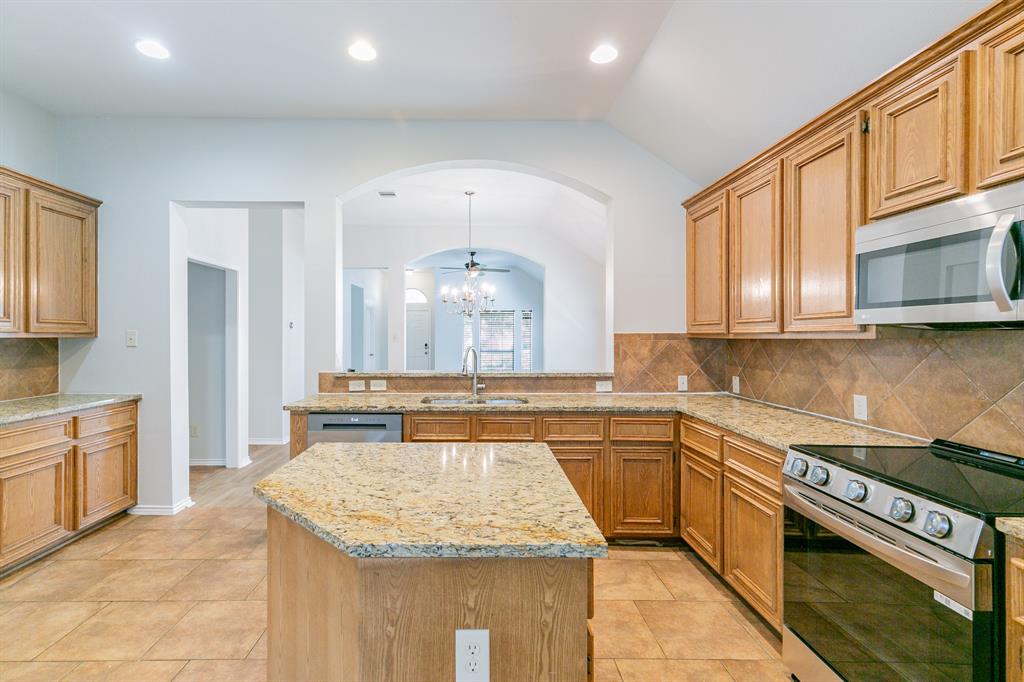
[{"x1": 440, "y1": 191, "x2": 497, "y2": 315}]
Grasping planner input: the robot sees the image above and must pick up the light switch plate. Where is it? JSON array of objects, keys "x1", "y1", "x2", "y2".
[
  {"x1": 348, "y1": 380, "x2": 366, "y2": 392},
  {"x1": 455, "y1": 629, "x2": 489, "y2": 682},
  {"x1": 677, "y1": 375, "x2": 688, "y2": 391},
  {"x1": 189, "y1": 425, "x2": 198, "y2": 438},
  {"x1": 731, "y1": 376, "x2": 740, "y2": 393},
  {"x1": 853, "y1": 394, "x2": 868, "y2": 420},
  {"x1": 595, "y1": 380, "x2": 613, "y2": 393},
  {"x1": 370, "y1": 380, "x2": 387, "y2": 391},
  {"x1": 125, "y1": 330, "x2": 138, "y2": 347}
]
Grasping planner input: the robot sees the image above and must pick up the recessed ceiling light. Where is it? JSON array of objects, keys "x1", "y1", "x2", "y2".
[
  {"x1": 589, "y1": 44, "x2": 618, "y2": 64},
  {"x1": 135, "y1": 39, "x2": 170, "y2": 60},
  {"x1": 348, "y1": 40, "x2": 377, "y2": 62}
]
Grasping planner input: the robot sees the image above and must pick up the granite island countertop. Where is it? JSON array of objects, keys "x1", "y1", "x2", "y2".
[
  {"x1": 997, "y1": 518, "x2": 1024, "y2": 541},
  {"x1": 253, "y1": 442, "x2": 608, "y2": 559},
  {"x1": 284, "y1": 392, "x2": 923, "y2": 452},
  {"x1": 0, "y1": 393, "x2": 142, "y2": 426}
]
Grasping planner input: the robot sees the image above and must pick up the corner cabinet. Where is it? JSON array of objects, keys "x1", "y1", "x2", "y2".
[
  {"x1": 685, "y1": 192, "x2": 729, "y2": 334},
  {"x1": 0, "y1": 167, "x2": 100, "y2": 338},
  {"x1": 977, "y1": 17, "x2": 1024, "y2": 189}
]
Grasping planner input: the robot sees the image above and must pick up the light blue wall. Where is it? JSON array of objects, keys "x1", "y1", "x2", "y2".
[
  {"x1": 0, "y1": 89, "x2": 57, "y2": 181},
  {"x1": 187, "y1": 262, "x2": 227, "y2": 465}
]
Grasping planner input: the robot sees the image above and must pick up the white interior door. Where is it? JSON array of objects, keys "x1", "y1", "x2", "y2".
[{"x1": 405, "y1": 306, "x2": 432, "y2": 370}]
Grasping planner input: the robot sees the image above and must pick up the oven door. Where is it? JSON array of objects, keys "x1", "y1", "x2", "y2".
[{"x1": 783, "y1": 483, "x2": 993, "y2": 681}]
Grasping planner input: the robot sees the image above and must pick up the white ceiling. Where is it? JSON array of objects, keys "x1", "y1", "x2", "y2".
[
  {"x1": 0, "y1": 0, "x2": 988, "y2": 184},
  {"x1": 410, "y1": 248, "x2": 545, "y2": 283}
]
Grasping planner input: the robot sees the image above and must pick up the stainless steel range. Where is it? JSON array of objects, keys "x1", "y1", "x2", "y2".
[{"x1": 782, "y1": 440, "x2": 1024, "y2": 681}]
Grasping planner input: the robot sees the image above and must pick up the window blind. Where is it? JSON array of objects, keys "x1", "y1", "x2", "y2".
[
  {"x1": 521, "y1": 310, "x2": 533, "y2": 371},
  {"x1": 479, "y1": 310, "x2": 514, "y2": 372}
]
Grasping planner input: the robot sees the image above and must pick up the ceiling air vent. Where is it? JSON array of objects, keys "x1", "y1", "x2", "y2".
[{"x1": 377, "y1": 190, "x2": 397, "y2": 198}]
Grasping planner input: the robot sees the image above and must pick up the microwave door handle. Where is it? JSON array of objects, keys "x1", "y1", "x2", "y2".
[{"x1": 986, "y1": 213, "x2": 1016, "y2": 312}]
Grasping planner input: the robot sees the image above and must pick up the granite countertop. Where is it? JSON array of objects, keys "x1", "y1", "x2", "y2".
[
  {"x1": 253, "y1": 442, "x2": 607, "y2": 559},
  {"x1": 284, "y1": 392, "x2": 923, "y2": 452},
  {"x1": 0, "y1": 393, "x2": 142, "y2": 426},
  {"x1": 326, "y1": 372, "x2": 613, "y2": 379},
  {"x1": 997, "y1": 518, "x2": 1024, "y2": 541}
]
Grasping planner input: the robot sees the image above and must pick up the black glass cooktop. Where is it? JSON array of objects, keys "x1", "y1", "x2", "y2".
[{"x1": 790, "y1": 441, "x2": 1024, "y2": 518}]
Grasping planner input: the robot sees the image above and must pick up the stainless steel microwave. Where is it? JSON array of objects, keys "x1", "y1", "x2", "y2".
[{"x1": 855, "y1": 181, "x2": 1023, "y2": 326}]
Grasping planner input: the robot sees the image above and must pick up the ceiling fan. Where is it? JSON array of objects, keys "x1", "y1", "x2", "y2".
[{"x1": 439, "y1": 191, "x2": 509, "y2": 277}]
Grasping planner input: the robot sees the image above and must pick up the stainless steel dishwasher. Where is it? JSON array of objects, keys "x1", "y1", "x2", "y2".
[{"x1": 306, "y1": 413, "x2": 403, "y2": 444}]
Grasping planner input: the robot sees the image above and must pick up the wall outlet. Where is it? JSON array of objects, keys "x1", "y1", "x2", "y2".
[
  {"x1": 595, "y1": 380, "x2": 613, "y2": 393},
  {"x1": 677, "y1": 375, "x2": 688, "y2": 392},
  {"x1": 189, "y1": 425, "x2": 198, "y2": 438},
  {"x1": 853, "y1": 394, "x2": 868, "y2": 421},
  {"x1": 455, "y1": 629, "x2": 489, "y2": 682},
  {"x1": 731, "y1": 376, "x2": 740, "y2": 393},
  {"x1": 348, "y1": 380, "x2": 366, "y2": 392},
  {"x1": 370, "y1": 380, "x2": 387, "y2": 391},
  {"x1": 125, "y1": 330, "x2": 138, "y2": 347}
]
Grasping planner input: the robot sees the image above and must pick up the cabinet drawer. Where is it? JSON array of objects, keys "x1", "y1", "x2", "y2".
[
  {"x1": 0, "y1": 416, "x2": 73, "y2": 458},
  {"x1": 406, "y1": 415, "x2": 471, "y2": 442},
  {"x1": 74, "y1": 403, "x2": 136, "y2": 439},
  {"x1": 610, "y1": 416, "x2": 674, "y2": 442},
  {"x1": 541, "y1": 416, "x2": 605, "y2": 442},
  {"x1": 681, "y1": 419, "x2": 723, "y2": 461},
  {"x1": 723, "y1": 436, "x2": 784, "y2": 494},
  {"x1": 474, "y1": 416, "x2": 536, "y2": 442}
]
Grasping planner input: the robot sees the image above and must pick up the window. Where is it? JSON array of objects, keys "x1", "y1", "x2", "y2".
[
  {"x1": 405, "y1": 288, "x2": 428, "y2": 304},
  {"x1": 521, "y1": 310, "x2": 533, "y2": 371},
  {"x1": 463, "y1": 313, "x2": 473, "y2": 356},
  {"x1": 479, "y1": 310, "x2": 514, "y2": 372}
]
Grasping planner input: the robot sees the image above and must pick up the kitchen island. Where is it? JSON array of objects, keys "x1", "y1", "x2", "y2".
[{"x1": 254, "y1": 441, "x2": 606, "y2": 682}]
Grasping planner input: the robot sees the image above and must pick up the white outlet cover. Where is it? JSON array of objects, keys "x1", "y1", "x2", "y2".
[
  {"x1": 731, "y1": 376, "x2": 740, "y2": 393},
  {"x1": 125, "y1": 330, "x2": 138, "y2": 347},
  {"x1": 348, "y1": 380, "x2": 366, "y2": 392},
  {"x1": 853, "y1": 394, "x2": 868, "y2": 420},
  {"x1": 677, "y1": 375, "x2": 688, "y2": 391},
  {"x1": 370, "y1": 380, "x2": 387, "y2": 391},
  {"x1": 595, "y1": 380, "x2": 613, "y2": 393},
  {"x1": 455, "y1": 629, "x2": 489, "y2": 682}
]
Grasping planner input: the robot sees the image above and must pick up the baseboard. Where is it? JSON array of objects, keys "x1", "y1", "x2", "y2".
[
  {"x1": 129, "y1": 497, "x2": 195, "y2": 516},
  {"x1": 249, "y1": 437, "x2": 288, "y2": 446},
  {"x1": 189, "y1": 458, "x2": 227, "y2": 466}
]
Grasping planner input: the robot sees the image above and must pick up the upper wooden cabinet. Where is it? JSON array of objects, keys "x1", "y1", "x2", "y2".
[
  {"x1": 728, "y1": 161, "x2": 783, "y2": 333},
  {"x1": 977, "y1": 17, "x2": 1024, "y2": 188},
  {"x1": 867, "y1": 51, "x2": 971, "y2": 219},
  {"x1": 784, "y1": 116, "x2": 863, "y2": 333},
  {"x1": 0, "y1": 168, "x2": 100, "y2": 338},
  {"x1": 685, "y1": 192, "x2": 728, "y2": 334}
]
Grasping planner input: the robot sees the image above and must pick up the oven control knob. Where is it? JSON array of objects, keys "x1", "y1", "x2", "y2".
[
  {"x1": 789, "y1": 458, "x2": 809, "y2": 477},
  {"x1": 924, "y1": 511, "x2": 952, "y2": 538},
  {"x1": 889, "y1": 497, "x2": 915, "y2": 522},
  {"x1": 844, "y1": 480, "x2": 868, "y2": 502},
  {"x1": 809, "y1": 465, "x2": 830, "y2": 486}
]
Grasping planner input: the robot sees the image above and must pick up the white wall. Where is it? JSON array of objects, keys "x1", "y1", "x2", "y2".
[
  {"x1": 249, "y1": 207, "x2": 286, "y2": 443},
  {"x1": 187, "y1": 262, "x2": 226, "y2": 465},
  {"x1": 282, "y1": 207, "x2": 305, "y2": 412},
  {"x1": 0, "y1": 89, "x2": 57, "y2": 182},
  {"x1": 52, "y1": 116, "x2": 696, "y2": 511}
]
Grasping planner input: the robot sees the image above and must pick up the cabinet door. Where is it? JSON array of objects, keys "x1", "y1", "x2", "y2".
[
  {"x1": 729, "y1": 162, "x2": 783, "y2": 333},
  {"x1": 0, "y1": 445, "x2": 75, "y2": 569},
  {"x1": 686, "y1": 193, "x2": 728, "y2": 334},
  {"x1": 608, "y1": 446, "x2": 674, "y2": 536},
  {"x1": 551, "y1": 446, "x2": 604, "y2": 533},
  {"x1": 76, "y1": 430, "x2": 137, "y2": 528},
  {"x1": 784, "y1": 116, "x2": 862, "y2": 332},
  {"x1": 0, "y1": 175, "x2": 24, "y2": 334},
  {"x1": 681, "y1": 452, "x2": 722, "y2": 572},
  {"x1": 1008, "y1": 537, "x2": 1024, "y2": 682},
  {"x1": 978, "y1": 19, "x2": 1024, "y2": 189},
  {"x1": 723, "y1": 474, "x2": 782, "y2": 627},
  {"x1": 26, "y1": 188, "x2": 97, "y2": 335},
  {"x1": 867, "y1": 51, "x2": 970, "y2": 219}
]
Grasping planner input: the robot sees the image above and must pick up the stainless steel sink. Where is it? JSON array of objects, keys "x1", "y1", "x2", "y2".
[{"x1": 420, "y1": 396, "x2": 528, "y2": 406}]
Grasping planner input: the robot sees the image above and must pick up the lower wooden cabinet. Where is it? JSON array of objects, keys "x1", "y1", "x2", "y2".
[
  {"x1": 76, "y1": 430, "x2": 137, "y2": 528},
  {"x1": 722, "y1": 473, "x2": 783, "y2": 628},
  {"x1": 551, "y1": 446, "x2": 604, "y2": 534},
  {"x1": 608, "y1": 446, "x2": 674, "y2": 536},
  {"x1": 1007, "y1": 536, "x2": 1024, "y2": 682},
  {"x1": 0, "y1": 443, "x2": 75, "y2": 568},
  {"x1": 680, "y1": 451, "x2": 722, "y2": 572}
]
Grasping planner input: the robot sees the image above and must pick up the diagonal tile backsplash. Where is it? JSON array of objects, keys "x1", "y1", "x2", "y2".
[
  {"x1": 0, "y1": 339, "x2": 60, "y2": 401},
  {"x1": 615, "y1": 328, "x2": 1024, "y2": 458}
]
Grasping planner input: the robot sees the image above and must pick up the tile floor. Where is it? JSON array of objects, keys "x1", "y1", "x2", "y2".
[{"x1": 0, "y1": 444, "x2": 787, "y2": 681}]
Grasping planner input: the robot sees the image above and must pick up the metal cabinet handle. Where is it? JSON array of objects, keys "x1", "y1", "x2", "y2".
[{"x1": 986, "y1": 213, "x2": 1017, "y2": 312}]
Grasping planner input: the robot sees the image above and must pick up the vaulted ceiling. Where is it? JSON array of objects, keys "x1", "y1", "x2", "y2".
[{"x1": 0, "y1": 0, "x2": 988, "y2": 185}]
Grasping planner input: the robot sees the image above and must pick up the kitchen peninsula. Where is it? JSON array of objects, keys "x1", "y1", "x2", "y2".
[{"x1": 254, "y1": 441, "x2": 605, "y2": 682}]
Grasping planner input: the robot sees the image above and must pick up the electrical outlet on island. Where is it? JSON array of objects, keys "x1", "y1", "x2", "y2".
[{"x1": 455, "y1": 629, "x2": 489, "y2": 682}]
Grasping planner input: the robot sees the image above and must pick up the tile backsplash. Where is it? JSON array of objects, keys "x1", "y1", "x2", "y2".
[
  {"x1": 0, "y1": 339, "x2": 59, "y2": 400},
  {"x1": 615, "y1": 328, "x2": 1024, "y2": 457}
]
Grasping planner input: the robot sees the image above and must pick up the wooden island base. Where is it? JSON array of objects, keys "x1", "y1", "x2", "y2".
[{"x1": 267, "y1": 509, "x2": 593, "y2": 682}]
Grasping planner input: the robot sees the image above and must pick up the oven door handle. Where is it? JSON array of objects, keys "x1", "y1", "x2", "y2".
[
  {"x1": 784, "y1": 485, "x2": 973, "y2": 599},
  {"x1": 986, "y1": 213, "x2": 1017, "y2": 313}
]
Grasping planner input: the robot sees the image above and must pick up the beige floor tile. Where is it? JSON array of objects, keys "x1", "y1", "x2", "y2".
[
  {"x1": 0, "y1": 561, "x2": 53, "y2": 591},
  {"x1": 594, "y1": 560, "x2": 674, "y2": 601},
  {"x1": 245, "y1": 511, "x2": 268, "y2": 530},
  {"x1": 103, "y1": 514, "x2": 139, "y2": 530},
  {"x1": 102, "y1": 530, "x2": 206, "y2": 560},
  {"x1": 722, "y1": 658, "x2": 791, "y2": 681},
  {"x1": 122, "y1": 509, "x2": 203, "y2": 530},
  {"x1": 37, "y1": 601, "x2": 194, "y2": 661},
  {"x1": 590, "y1": 600, "x2": 664, "y2": 660},
  {"x1": 245, "y1": 576, "x2": 267, "y2": 601},
  {"x1": 145, "y1": 601, "x2": 266, "y2": 660},
  {"x1": 0, "y1": 561, "x2": 122, "y2": 602},
  {"x1": 607, "y1": 546, "x2": 683, "y2": 561},
  {"x1": 721, "y1": 601, "x2": 782, "y2": 657},
  {"x1": 594, "y1": 659, "x2": 622, "y2": 682},
  {"x1": 162, "y1": 560, "x2": 266, "y2": 601},
  {"x1": 181, "y1": 508, "x2": 264, "y2": 531},
  {"x1": 171, "y1": 659, "x2": 267, "y2": 682},
  {"x1": 635, "y1": 601, "x2": 771, "y2": 660},
  {"x1": 649, "y1": 560, "x2": 733, "y2": 602},
  {"x1": 61, "y1": 660, "x2": 186, "y2": 682},
  {"x1": 247, "y1": 631, "x2": 267, "y2": 659},
  {"x1": 80, "y1": 560, "x2": 201, "y2": 601},
  {"x1": 0, "y1": 602, "x2": 105, "y2": 660},
  {"x1": 0, "y1": 661, "x2": 79, "y2": 681},
  {"x1": 176, "y1": 530, "x2": 267, "y2": 560},
  {"x1": 50, "y1": 529, "x2": 141, "y2": 560},
  {"x1": 615, "y1": 659, "x2": 733, "y2": 681}
]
